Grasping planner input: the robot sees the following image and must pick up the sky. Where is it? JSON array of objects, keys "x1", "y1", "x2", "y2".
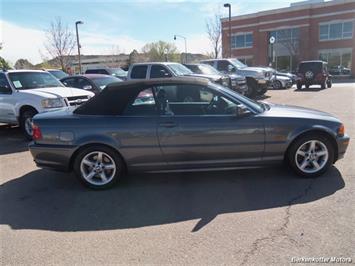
[{"x1": 0, "y1": 0, "x2": 306, "y2": 65}]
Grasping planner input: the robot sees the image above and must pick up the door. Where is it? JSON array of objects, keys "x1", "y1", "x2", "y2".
[
  {"x1": 155, "y1": 84, "x2": 265, "y2": 170},
  {"x1": 0, "y1": 73, "x2": 16, "y2": 123},
  {"x1": 117, "y1": 87, "x2": 167, "y2": 171}
]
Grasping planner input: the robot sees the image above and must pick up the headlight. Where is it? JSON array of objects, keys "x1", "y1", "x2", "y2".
[
  {"x1": 41, "y1": 98, "x2": 64, "y2": 108},
  {"x1": 255, "y1": 72, "x2": 265, "y2": 79},
  {"x1": 231, "y1": 80, "x2": 237, "y2": 86}
]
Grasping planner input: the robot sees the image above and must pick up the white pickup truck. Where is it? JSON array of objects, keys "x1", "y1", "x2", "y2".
[{"x1": 0, "y1": 70, "x2": 94, "y2": 139}]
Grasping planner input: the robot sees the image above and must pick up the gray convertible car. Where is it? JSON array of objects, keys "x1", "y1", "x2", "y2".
[{"x1": 29, "y1": 77, "x2": 349, "y2": 189}]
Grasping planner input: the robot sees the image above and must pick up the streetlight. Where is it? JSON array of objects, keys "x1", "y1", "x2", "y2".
[
  {"x1": 224, "y1": 3, "x2": 232, "y2": 58},
  {"x1": 75, "y1": 21, "x2": 83, "y2": 74},
  {"x1": 174, "y1": 34, "x2": 187, "y2": 63}
]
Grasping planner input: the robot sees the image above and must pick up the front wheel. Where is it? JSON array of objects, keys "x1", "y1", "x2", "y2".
[
  {"x1": 273, "y1": 80, "x2": 282, "y2": 90},
  {"x1": 74, "y1": 145, "x2": 124, "y2": 189},
  {"x1": 287, "y1": 134, "x2": 334, "y2": 178},
  {"x1": 327, "y1": 79, "x2": 332, "y2": 88},
  {"x1": 20, "y1": 109, "x2": 38, "y2": 140}
]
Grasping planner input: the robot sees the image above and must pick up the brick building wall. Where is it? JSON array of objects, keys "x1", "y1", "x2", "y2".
[{"x1": 221, "y1": 0, "x2": 355, "y2": 76}]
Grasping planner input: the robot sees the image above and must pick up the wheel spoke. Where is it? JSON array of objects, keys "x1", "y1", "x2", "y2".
[
  {"x1": 97, "y1": 152, "x2": 103, "y2": 163},
  {"x1": 316, "y1": 151, "x2": 327, "y2": 157},
  {"x1": 308, "y1": 141, "x2": 316, "y2": 152},
  {"x1": 300, "y1": 159, "x2": 309, "y2": 170},
  {"x1": 296, "y1": 150, "x2": 306, "y2": 157},
  {"x1": 82, "y1": 159, "x2": 94, "y2": 167},
  {"x1": 86, "y1": 171, "x2": 96, "y2": 180},
  {"x1": 104, "y1": 163, "x2": 115, "y2": 170},
  {"x1": 311, "y1": 160, "x2": 320, "y2": 169},
  {"x1": 100, "y1": 172, "x2": 108, "y2": 182}
]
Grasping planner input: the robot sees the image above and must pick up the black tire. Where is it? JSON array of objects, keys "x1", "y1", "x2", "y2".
[
  {"x1": 305, "y1": 84, "x2": 310, "y2": 89},
  {"x1": 287, "y1": 133, "x2": 334, "y2": 178},
  {"x1": 73, "y1": 145, "x2": 125, "y2": 190},
  {"x1": 321, "y1": 79, "x2": 326, "y2": 90},
  {"x1": 273, "y1": 80, "x2": 283, "y2": 90},
  {"x1": 257, "y1": 86, "x2": 267, "y2": 95},
  {"x1": 19, "y1": 109, "x2": 38, "y2": 140},
  {"x1": 296, "y1": 83, "x2": 302, "y2": 90},
  {"x1": 327, "y1": 79, "x2": 332, "y2": 88},
  {"x1": 246, "y1": 78, "x2": 257, "y2": 98}
]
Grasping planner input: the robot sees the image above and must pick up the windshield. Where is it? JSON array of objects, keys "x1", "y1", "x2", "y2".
[
  {"x1": 92, "y1": 76, "x2": 122, "y2": 90},
  {"x1": 199, "y1": 64, "x2": 221, "y2": 75},
  {"x1": 167, "y1": 64, "x2": 193, "y2": 76},
  {"x1": 111, "y1": 68, "x2": 127, "y2": 76},
  {"x1": 211, "y1": 82, "x2": 264, "y2": 113},
  {"x1": 8, "y1": 72, "x2": 64, "y2": 90},
  {"x1": 229, "y1": 59, "x2": 247, "y2": 68},
  {"x1": 48, "y1": 70, "x2": 68, "y2": 79}
]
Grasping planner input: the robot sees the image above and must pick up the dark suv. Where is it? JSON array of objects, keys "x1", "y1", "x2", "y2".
[{"x1": 296, "y1": 61, "x2": 332, "y2": 90}]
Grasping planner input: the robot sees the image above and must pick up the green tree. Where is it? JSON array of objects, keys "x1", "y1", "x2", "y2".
[
  {"x1": 141, "y1": 41, "x2": 179, "y2": 62},
  {"x1": 0, "y1": 43, "x2": 11, "y2": 69},
  {"x1": 14, "y1": 59, "x2": 34, "y2": 69}
]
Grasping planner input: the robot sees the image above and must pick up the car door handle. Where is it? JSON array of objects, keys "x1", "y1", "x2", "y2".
[{"x1": 159, "y1": 122, "x2": 177, "y2": 128}]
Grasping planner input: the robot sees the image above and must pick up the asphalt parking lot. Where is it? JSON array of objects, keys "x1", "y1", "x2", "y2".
[{"x1": 1, "y1": 83, "x2": 354, "y2": 265}]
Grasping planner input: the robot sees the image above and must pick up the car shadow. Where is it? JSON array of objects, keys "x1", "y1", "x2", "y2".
[
  {"x1": 0, "y1": 166, "x2": 344, "y2": 232},
  {"x1": 0, "y1": 125, "x2": 29, "y2": 155},
  {"x1": 255, "y1": 94, "x2": 271, "y2": 100},
  {"x1": 294, "y1": 86, "x2": 325, "y2": 92}
]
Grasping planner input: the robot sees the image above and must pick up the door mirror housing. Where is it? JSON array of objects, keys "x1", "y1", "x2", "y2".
[
  {"x1": 83, "y1": 85, "x2": 93, "y2": 90},
  {"x1": 228, "y1": 65, "x2": 236, "y2": 73},
  {"x1": 236, "y1": 105, "x2": 251, "y2": 118}
]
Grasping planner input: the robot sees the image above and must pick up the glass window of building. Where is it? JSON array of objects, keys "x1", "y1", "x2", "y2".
[
  {"x1": 319, "y1": 21, "x2": 353, "y2": 40},
  {"x1": 231, "y1": 33, "x2": 253, "y2": 49},
  {"x1": 319, "y1": 49, "x2": 352, "y2": 76}
]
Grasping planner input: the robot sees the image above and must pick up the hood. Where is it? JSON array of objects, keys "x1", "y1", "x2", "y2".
[
  {"x1": 20, "y1": 87, "x2": 94, "y2": 98},
  {"x1": 241, "y1": 67, "x2": 269, "y2": 73},
  {"x1": 185, "y1": 73, "x2": 222, "y2": 81},
  {"x1": 33, "y1": 106, "x2": 75, "y2": 121},
  {"x1": 264, "y1": 103, "x2": 340, "y2": 123},
  {"x1": 275, "y1": 75, "x2": 292, "y2": 81},
  {"x1": 228, "y1": 73, "x2": 245, "y2": 80}
]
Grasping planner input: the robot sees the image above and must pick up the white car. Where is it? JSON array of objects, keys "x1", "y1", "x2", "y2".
[{"x1": 0, "y1": 70, "x2": 94, "y2": 139}]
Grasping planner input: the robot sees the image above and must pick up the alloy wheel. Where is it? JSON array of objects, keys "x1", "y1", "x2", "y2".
[
  {"x1": 80, "y1": 151, "x2": 117, "y2": 186},
  {"x1": 295, "y1": 140, "x2": 329, "y2": 174},
  {"x1": 25, "y1": 117, "x2": 33, "y2": 136}
]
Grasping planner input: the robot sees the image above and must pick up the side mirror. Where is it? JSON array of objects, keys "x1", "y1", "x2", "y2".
[
  {"x1": 236, "y1": 105, "x2": 251, "y2": 118},
  {"x1": 83, "y1": 85, "x2": 93, "y2": 90},
  {"x1": 228, "y1": 65, "x2": 236, "y2": 73},
  {"x1": 0, "y1": 85, "x2": 11, "y2": 94}
]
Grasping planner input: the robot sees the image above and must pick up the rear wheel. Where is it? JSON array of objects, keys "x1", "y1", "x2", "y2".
[
  {"x1": 327, "y1": 79, "x2": 332, "y2": 88},
  {"x1": 74, "y1": 145, "x2": 124, "y2": 189},
  {"x1": 287, "y1": 134, "x2": 334, "y2": 178},
  {"x1": 305, "y1": 84, "x2": 310, "y2": 89},
  {"x1": 296, "y1": 83, "x2": 302, "y2": 90},
  {"x1": 246, "y1": 78, "x2": 257, "y2": 98},
  {"x1": 273, "y1": 80, "x2": 282, "y2": 90},
  {"x1": 20, "y1": 109, "x2": 38, "y2": 140},
  {"x1": 321, "y1": 79, "x2": 327, "y2": 90}
]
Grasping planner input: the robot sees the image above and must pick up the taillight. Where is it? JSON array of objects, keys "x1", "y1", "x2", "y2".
[{"x1": 32, "y1": 123, "x2": 42, "y2": 140}]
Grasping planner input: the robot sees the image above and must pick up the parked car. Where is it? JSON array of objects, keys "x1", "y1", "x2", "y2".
[
  {"x1": 271, "y1": 74, "x2": 293, "y2": 89},
  {"x1": 46, "y1": 69, "x2": 68, "y2": 80},
  {"x1": 184, "y1": 63, "x2": 248, "y2": 95},
  {"x1": 61, "y1": 74, "x2": 122, "y2": 94},
  {"x1": 85, "y1": 68, "x2": 127, "y2": 80},
  {"x1": 296, "y1": 60, "x2": 332, "y2": 90},
  {"x1": 329, "y1": 65, "x2": 351, "y2": 76},
  {"x1": 29, "y1": 77, "x2": 349, "y2": 189},
  {"x1": 0, "y1": 70, "x2": 94, "y2": 139},
  {"x1": 200, "y1": 58, "x2": 273, "y2": 98}
]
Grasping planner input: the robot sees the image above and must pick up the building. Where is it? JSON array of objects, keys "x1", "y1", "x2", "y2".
[{"x1": 221, "y1": 0, "x2": 355, "y2": 76}]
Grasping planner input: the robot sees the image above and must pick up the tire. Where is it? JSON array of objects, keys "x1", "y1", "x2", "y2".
[
  {"x1": 296, "y1": 83, "x2": 302, "y2": 90},
  {"x1": 73, "y1": 145, "x2": 124, "y2": 190},
  {"x1": 321, "y1": 79, "x2": 326, "y2": 90},
  {"x1": 19, "y1": 109, "x2": 38, "y2": 140},
  {"x1": 287, "y1": 133, "x2": 334, "y2": 178},
  {"x1": 305, "y1": 84, "x2": 310, "y2": 89},
  {"x1": 273, "y1": 80, "x2": 282, "y2": 90},
  {"x1": 246, "y1": 78, "x2": 257, "y2": 98},
  {"x1": 327, "y1": 79, "x2": 332, "y2": 88}
]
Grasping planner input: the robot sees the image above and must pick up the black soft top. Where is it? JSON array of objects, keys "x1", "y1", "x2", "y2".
[{"x1": 74, "y1": 77, "x2": 209, "y2": 115}]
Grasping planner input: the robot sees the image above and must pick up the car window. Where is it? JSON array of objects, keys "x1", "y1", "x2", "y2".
[
  {"x1": 0, "y1": 74, "x2": 11, "y2": 94},
  {"x1": 154, "y1": 84, "x2": 239, "y2": 116},
  {"x1": 150, "y1": 65, "x2": 172, "y2": 78},
  {"x1": 130, "y1": 65, "x2": 148, "y2": 79},
  {"x1": 185, "y1": 65, "x2": 201, "y2": 74},
  {"x1": 77, "y1": 78, "x2": 93, "y2": 90},
  {"x1": 8, "y1": 72, "x2": 64, "y2": 90},
  {"x1": 201, "y1": 61, "x2": 214, "y2": 67},
  {"x1": 61, "y1": 77, "x2": 77, "y2": 87},
  {"x1": 86, "y1": 69, "x2": 109, "y2": 75},
  {"x1": 123, "y1": 88, "x2": 157, "y2": 116},
  {"x1": 217, "y1": 60, "x2": 232, "y2": 72}
]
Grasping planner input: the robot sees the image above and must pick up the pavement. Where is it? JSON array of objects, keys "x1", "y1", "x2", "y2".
[{"x1": 1, "y1": 83, "x2": 354, "y2": 265}]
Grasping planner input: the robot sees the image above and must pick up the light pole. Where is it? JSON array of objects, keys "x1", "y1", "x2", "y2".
[
  {"x1": 75, "y1": 21, "x2": 83, "y2": 74},
  {"x1": 174, "y1": 34, "x2": 187, "y2": 63},
  {"x1": 224, "y1": 3, "x2": 232, "y2": 58}
]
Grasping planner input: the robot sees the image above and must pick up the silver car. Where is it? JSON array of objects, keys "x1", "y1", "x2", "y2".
[{"x1": 29, "y1": 77, "x2": 349, "y2": 189}]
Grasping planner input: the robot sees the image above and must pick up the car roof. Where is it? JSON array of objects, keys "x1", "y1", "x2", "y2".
[
  {"x1": 130, "y1": 62, "x2": 182, "y2": 66},
  {"x1": 61, "y1": 74, "x2": 115, "y2": 79},
  {"x1": 300, "y1": 60, "x2": 327, "y2": 64},
  {"x1": 1, "y1": 69, "x2": 48, "y2": 73},
  {"x1": 106, "y1": 76, "x2": 209, "y2": 91}
]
